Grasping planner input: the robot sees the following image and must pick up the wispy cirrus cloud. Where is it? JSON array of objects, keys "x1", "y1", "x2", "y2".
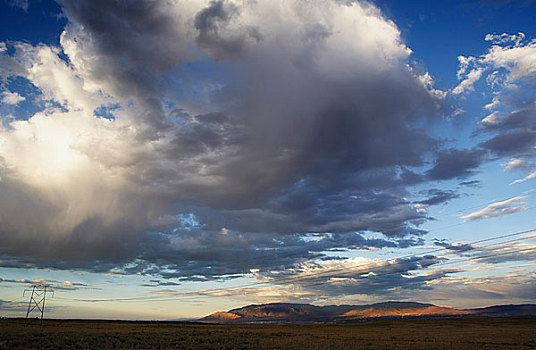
[
  {"x1": 510, "y1": 171, "x2": 536, "y2": 185},
  {"x1": 501, "y1": 157, "x2": 536, "y2": 185},
  {"x1": 460, "y1": 196, "x2": 528, "y2": 221},
  {"x1": 0, "y1": 277, "x2": 88, "y2": 290}
]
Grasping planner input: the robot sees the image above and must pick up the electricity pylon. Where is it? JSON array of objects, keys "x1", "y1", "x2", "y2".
[{"x1": 23, "y1": 284, "x2": 53, "y2": 323}]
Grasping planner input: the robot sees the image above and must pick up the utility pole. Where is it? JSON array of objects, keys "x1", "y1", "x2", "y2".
[{"x1": 23, "y1": 284, "x2": 53, "y2": 324}]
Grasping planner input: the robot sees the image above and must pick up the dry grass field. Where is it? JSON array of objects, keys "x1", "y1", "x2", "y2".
[{"x1": 1, "y1": 317, "x2": 535, "y2": 349}]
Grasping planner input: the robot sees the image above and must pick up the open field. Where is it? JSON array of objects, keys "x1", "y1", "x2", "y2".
[{"x1": 1, "y1": 317, "x2": 535, "y2": 349}]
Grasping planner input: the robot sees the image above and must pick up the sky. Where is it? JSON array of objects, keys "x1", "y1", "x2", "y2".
[{"x1": 0, "y1": 0, "x2": 535, "y2": 320}]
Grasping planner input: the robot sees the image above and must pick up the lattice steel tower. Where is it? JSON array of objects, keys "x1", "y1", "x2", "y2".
[{"x1": 24, "y1": 284, "x2": 53, "y2": 322}]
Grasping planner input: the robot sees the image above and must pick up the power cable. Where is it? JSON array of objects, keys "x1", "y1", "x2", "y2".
[{"x1": 52, "y1": 228, "x2": 536, "y2": 303}]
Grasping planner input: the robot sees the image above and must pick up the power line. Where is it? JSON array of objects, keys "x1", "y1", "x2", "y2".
[
  {"x1": 1, "y1": 197, "x2": 531, "y2": 281},
  {"x1": 146, "y1": 205, "x2": 535, "y2": 273},
  {"x1": 164, "y1": 244, "x2": 536, "y2": 299},
  {"x1": 423, "y1": 206, "x2": 535, "y2": 233},
  {"x1": 54, "y1": 246, "x2": 536, "y2": 303},
  {"x1": 2, "y1": 295, "x2": 25, "y2": 304},
  {"x1": 54, "y1": 231, "x2": 536, "y2": 302},
  {"x1": 52, "y1": 228, "x2": 536, "y2": 303},
  {"x1": 293, "y1": 246, "x2": 536, "y2": 291},
  {"x1": 259, "y1": 237, "x2": 536, "y2": 285},
  {"x1": 168, "y1": 245, "x2": 536, "y2": 300},
  {"x1": 266, "y1": 229, "x2": 536, "y2": 281},
  {"x1": 424, "y1": 194, "x2": 533, "y2": 219}
]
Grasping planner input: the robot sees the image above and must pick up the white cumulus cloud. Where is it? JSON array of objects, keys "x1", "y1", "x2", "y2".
[{"x1": 1, "y1": 91, "x2": 25, "y2": 105}]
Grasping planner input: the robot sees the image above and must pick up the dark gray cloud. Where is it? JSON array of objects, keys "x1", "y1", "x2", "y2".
[
  {"x1": 459, "y1": 179, "x2": 481, "y2": 187},
  {"x1": 433, "y1": 240, "x2": 474, "y2": 251},
  {"x1": 0, "y1": 230, "x2": 424, "y2": 281},
  {"x1": 142, "y1": 279, "x2": 181, "y2": 287},
  {"x1": 426, "y1": 149, "x2": 486, "y2": 180},
  {"x1": 480, "y1": 129, "x2": 536, "y2": 156},
  {"x1": 133, "y1": 230, "x2": 426, "y2": 281},
  {"x1": 417, "y1": 189, "x2": 460, "y2": 206},
  {"x1": 481, "y1": 108, "x2": 535, "y2": 132},
  {"x1": 194, "y1": 0, "x2": 247, "y2": 59}
]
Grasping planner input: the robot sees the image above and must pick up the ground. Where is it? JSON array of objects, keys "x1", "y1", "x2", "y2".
[{"x1": 1, "y1": 317, "x2": 535, "y2": 349}]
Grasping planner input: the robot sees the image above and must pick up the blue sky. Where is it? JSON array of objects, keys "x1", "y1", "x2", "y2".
[{"x1": 0, "y1": 0, "x2": 535, "y2": 320}]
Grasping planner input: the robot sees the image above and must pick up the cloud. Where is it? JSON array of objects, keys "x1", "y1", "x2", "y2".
[
  {"x1": 433, "y1": 240, "x2": 474, "y2": 252},
  {"x1": 180, "y1": 243, "x2": 536, "y2": 305},
  {"x1": 426, "y1": 149, "x2": 486, "y2": 180},
  {"x1": 58, "y1": 0, "x2": 197, "y2": 132},
  {"x1": 481, "y1": 111, "x2": 502, "y2": 125},
  {"x1": 0, "y1": 277, "x2": 87, "y2": 290},
  {"x1": 126, "y1": 231, "x2": 425, "y2": 281},
  {"x1": 472, "y1": 242, "x2": 536, "y2": 264},
  {"x1": 460, "y1": 195, "x2": 528, "y2": 221},
  {"x1": 0, "y1": 299, "x2": 27, "y2": 313},
  {"x1": 247, "y1": 255, "x2": 457, "y2": 301},
  {"x1": 420, "y1": 273, "x2": 536, "y2": 308},
  {"x1": 485, "y1": 32, "x2": 525, "y2": 46},
  {"x1": 478, "y1": 108, "x2": 536, "y2": 156},
  {"x1": 501, "y1": 158, "x2": 536, "y2": 185},
  {"x1": 442, "y1": 238, "x2": 536, "y2": 265},
  {"x1": 459, "y1": 180, "x2": 481, "y2": 187},
  {"x1": 483, "y1": 35, "x2": 536, "y2": 81},
  {"x1": 479, "y1": 128, "x2": 535, "y2": 156},
  {"x1": 416, "y1": 189, "x2": 460, "y2": 206},
  {"x1": 455, "y1": 33, "x2": 536, "y2": 161},
  {"x1": 1, "y1": 91, "x2": 25, "y2": 105},
  {"x1": 142, "y1": 280, "x2": 181, "y2": 287},
  {"x1": 0, "y1": 0, "x2": 451, "y2": 280},
  {"x1": 502, "y1": 158, "x2": 533, "y2": 171},
  {"x1": 510, "y1": 170, "x2": 536, "y2": 184},
  {"x1": 0, "y1": 227, "x2": 424, "y2": 281},
  {"x1": 452, "y1": 64, "x2": 483, "y2": 95},
  {"x1": 194, "y1": 0, "x2": 247, "y2": 59},
  {"x1": 7, "y1": 0, "x2": 28, "y2": 11}
]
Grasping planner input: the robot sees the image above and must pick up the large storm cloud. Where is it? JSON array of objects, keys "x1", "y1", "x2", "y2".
[{"x1": 0, "y1": 0, "x2": 476, "y2": 280}]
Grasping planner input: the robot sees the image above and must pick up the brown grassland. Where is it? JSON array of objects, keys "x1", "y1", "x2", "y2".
[{"x1": 1, "y1": 317, "x2": 535, "y2": 349}]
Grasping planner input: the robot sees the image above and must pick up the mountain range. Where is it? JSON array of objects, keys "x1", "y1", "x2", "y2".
[{"x1": 200, "y1": 302, "x2": 536, "y2": 324}]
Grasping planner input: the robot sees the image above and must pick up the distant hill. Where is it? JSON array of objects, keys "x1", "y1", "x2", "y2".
[
  {"x1": 468, "y1": 304, "x2": 536, "y2": 318},
  {"x1": 200, "y1": 302, "x2": 536, "y2": 324}
]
